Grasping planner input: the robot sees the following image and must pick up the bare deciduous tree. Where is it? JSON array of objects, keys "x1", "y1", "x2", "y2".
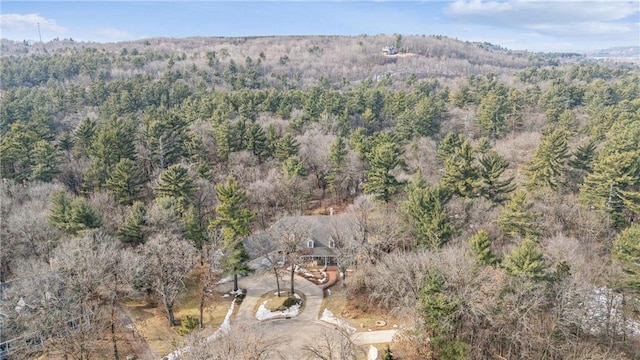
[
  {"x1": 302, "y1": 328, "x2": 364, "y2": 360},
  {"x1": 182, "y1": 324, "x2": 284, "y2": 360},
  {"x1": 273, "y1": 216, "x2": 310, "y2": 296},
  {"x1": 5, "y1": 231, "x2": 125, "y2": 360},
  {"x1": 138, "y1": 232, "x2": 196, "y2": 326}
]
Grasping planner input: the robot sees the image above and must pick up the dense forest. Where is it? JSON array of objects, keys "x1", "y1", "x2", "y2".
[{"x1": 1, "y1": 34, "x2": 639, "y2": 359}]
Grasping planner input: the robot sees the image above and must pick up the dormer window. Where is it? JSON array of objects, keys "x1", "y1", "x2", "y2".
[
  {"x1": 329, "y1": 238, "x2": 336, "y2": 248},
  {"x1": 307, "y1": 239, "x2": 315, "y2": 248}
]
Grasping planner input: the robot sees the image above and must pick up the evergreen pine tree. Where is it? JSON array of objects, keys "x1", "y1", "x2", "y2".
[
  {"x1": 275, "y1": 133, "x2": 300, "y2": 162},
  {"x1": 49, "y1": 189, "x2": 72, "y2": 230},
  {"x1": 29, "y1": 140, "x2": 59, "y2": 182},
  {"x1": 401, "y1": 172, "x2": 452, "y2": 248},
  {"x1": 154, "y1": 165, "x2": 196, "y2": 214},
  {"x1": 73, "y1": 117, "x2": 97, "y2": 157},
  {"x1": 477, "y1": 151, "x2": 515, "y2": 204},
  {"x1": 118, "y1": 201, "x2": 147, "y2": 245},
  {"x1": 612, "y1": 224, "x2": 640, "y2": 292},
  {"x1": 246, "y1": 123, "x2": 270, "y2": 162},
  {"x1": 66, "y1": 198, "x2": 102, "y2": 234},
  {"x1": 327, "y1": 136, "x2": 348, "y2": 194},
  {"x1": 476, "y1": 89, "x2": 509, "y2": 139},
  {"x1": 183, "y1": 203, "x2": 212, "y2": 264},
  {"x1": 383, "y1": 345, "x2": 394, "y2": 360},
  {"x1": 282, "y1": 156, "x2": 308, "y2": 179},
  {"x1": 210, "y1": 177, "x2": 255, "y2": 291},
  {"x1": 497, "y1": 189, "x2": 541, "y2": 239},
  {"x1": 441, "y1": 140, "x2": 480, "y2": 198},
  {"x1": 567, "y1": 139, "x2": 597, "y2": 187},
  {"x1": 412, "y1": 96, "x2": 444, "y2": 137},
  {"x1": 84, "y1": 115, "x2": 136, "y2": 190},
  {"x1": 525, "y1": 127, "x2": 570, "y2": 189},
  {"x1": 215, "y1": 120, "x2": 232, "y2": 164},
  {"x1": 106, "y1": 158, "x2": 147, "y2": 205},
  {"x1": 436, "y1": 132, "x2": 464, "y2": 163},
  {"x1": 569, "y1": 140, "x2": 597, "y2": 173},
  {"x1": 469, "y1": 229, "x2": 498, "y2": 266},
  {"x1": 502, "y1": 239, "x2": 548, "y2": 280},
  {"x1": 475, "y1": 137, "x2": 492, "y2": 154},
  {"x1": 141, "y1": 110, "x2": 187, "y2": 170},
  {"x1": 364, "y1": 141, "x2": 405, "y2": 203},
  {"x1": 580, "y1": 151, "x2": 640, "y2": 227}
]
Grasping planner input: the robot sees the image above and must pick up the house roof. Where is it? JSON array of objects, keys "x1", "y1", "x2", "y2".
[{"x1": 246, "y1": 214, "x2": 360, "y2": 258}]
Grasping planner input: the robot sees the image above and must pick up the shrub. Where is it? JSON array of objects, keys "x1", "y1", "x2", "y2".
[
  {"x1": 280, "y1": 296, "x2": 301, "y2": 310},
  {"x1": 176, "y1": 315, "x2": 199, "y2": 335}
]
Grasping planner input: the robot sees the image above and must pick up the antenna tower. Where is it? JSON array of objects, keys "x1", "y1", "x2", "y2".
[{"x1": 37, "y1": 22, "x2": 42, "y2": 43}]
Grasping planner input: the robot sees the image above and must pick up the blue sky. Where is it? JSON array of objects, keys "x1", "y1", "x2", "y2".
[{"x1": 1, "y1": 1, "x2": 638, "y2": 52}]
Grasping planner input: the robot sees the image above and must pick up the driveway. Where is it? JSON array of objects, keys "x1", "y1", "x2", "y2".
[
  {"x1": 234, "y1": 270, "x2": 324, "y2": 324},
  {"x1": 220, "y1": 271, "x2": 396, "y2": 359}
]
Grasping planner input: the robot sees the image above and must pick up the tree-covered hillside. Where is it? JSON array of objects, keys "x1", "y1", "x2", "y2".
[{"x1": 1, "y1": 35, "x2": 639, "y2": 359}]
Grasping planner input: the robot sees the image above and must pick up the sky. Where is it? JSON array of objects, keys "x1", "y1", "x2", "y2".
[{"x1": 0, "y1": 1, "x2": 638, "y2": 52}]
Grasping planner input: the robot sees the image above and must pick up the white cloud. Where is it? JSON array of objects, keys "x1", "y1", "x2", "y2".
[
  {"x1": 446, "y1": 0, "x2": 638, "y2": 23},
  {"x1": 0, "y1": 13, "x2": 67, "y2": 33},
  {"x1": 444, "y1": 0, "x2": 640, "y2": 39}
]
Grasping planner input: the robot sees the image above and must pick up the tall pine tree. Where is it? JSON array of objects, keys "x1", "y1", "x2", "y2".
[
  {"x1": 502, "y1": 239, "x2": 548, "y2": 280},
  {"x1": 401, "y1": 172, "x2": 452, "y2": 249},
  {"x1": 364, "y1": 140, "x2": 405, "y2": 203},
  {"x1": 154, "y1": 165, "x2": 196, "y2": 214},
  {"x1": 118, "y1": 201, "x2": 147, "y2": 245},
  {"x1": 477, "y1": 151, "x2": 515, "y2": 204},
  {"x1": 106, "y1": 158, "x2": 146, "y2": 205},
  {"x1": 525, "y1": 127, "x2": 569, "y2": 189},
  {"x1": 210, "y1": 177, "x2": 255, "y2": 291},
  {"x1": 469, "y1": 229, "x2": 498, "y2": 266},
  {"x1": 497, "y1": 189, "x2": 541, "y2": 240}
]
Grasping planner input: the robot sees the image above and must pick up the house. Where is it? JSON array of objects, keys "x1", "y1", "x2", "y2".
[
  {"x1": 246, "y1": 213, "x2": 360, "y2": 267},
  {"x1": 382, "y1": 45, "x2": 398, "y2": 55}
]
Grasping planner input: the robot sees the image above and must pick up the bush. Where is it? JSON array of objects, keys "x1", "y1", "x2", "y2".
[
  {"x1": 283, "y1": 296, "x2": 300, "y2": 307},
  {"x1": 176, "y1": 315, "x2": 199, "y2": 335},
  {"x1": 280, "y1": 296, "x2": 301, "y2": 310}
]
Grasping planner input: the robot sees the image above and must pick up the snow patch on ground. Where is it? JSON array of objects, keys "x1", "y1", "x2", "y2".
[
  {"x1": 216, "y1": 275, "x2": 233, "y2": 284},
  {"x1": 216, "y1": 295, "x2": 236, "y2": 335},
  {"x1": 255, "y1": 300, "x2": 301, "y2": 321},
  {"x1": 368, "y1": 345, "x2": 378, "y2": 360},
  {"x1": 164, "y1": 291, "x2": 238, "y2": 360},
  {"x1": 320, "y1": 308, "x2": 357, "y2": 334},
  {"x1": 584, "y1": 287, "x2": 640, "y2": 336}
]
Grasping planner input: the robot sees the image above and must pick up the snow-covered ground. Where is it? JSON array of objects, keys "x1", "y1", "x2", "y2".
[
  {"x1": 584, "y1": 287, "x2": 640, "y2": 336},
  {"x1": 320, "y1": 308, "x2": 357, "y2": 334},
  {"x1": 255, "y1": 299, "x2": 301, "y2": 320},
  {"x1": 368, "y1": 345, "x2": 378, "y2": 360}
]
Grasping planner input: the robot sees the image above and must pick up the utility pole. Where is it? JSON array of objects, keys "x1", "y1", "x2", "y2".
[{"x1": 37, "y1": 22, "x2": 42, "y2": 43}]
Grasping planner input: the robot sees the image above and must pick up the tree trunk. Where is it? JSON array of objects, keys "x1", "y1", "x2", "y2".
[
  {"x1": 199, "y1": 287, "x2": 205, "y2": 330},
  {"x1": 290, "y1": 262, "x2": 295, "y2": 296},
  {"x1": 165, "y1": 301, "x2": 176, "y2": 326},
  {"x1": 274, "y1": 266, "x2": 281, "y2": 297},
  {"x1": 111, "y1": 274, "x2": 119, "y2": 360},
  {"x1": 233, "y1": 273, "x2": 239, "y2": 292}
]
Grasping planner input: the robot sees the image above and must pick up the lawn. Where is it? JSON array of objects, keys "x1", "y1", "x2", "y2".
[
  {"x1": 322, "y1": 281, "x2": 403, "y2": 332},
  {"x1": 121, "y1": 265, "x2": 235, "y2": 357}
]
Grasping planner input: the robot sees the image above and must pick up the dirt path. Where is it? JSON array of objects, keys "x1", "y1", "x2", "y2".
[{"x1": 352, "y1": 329, "x2": 399, "y2": 345}]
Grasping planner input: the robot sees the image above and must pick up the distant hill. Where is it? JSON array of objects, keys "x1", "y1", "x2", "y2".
[{"x1": 587, "y1": 46, "x2": 640, "y2": 59}]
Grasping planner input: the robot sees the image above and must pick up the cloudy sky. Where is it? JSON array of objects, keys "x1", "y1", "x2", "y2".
[{"x1": 1, "y1": 1, "x2": 638, "y2": 52}]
